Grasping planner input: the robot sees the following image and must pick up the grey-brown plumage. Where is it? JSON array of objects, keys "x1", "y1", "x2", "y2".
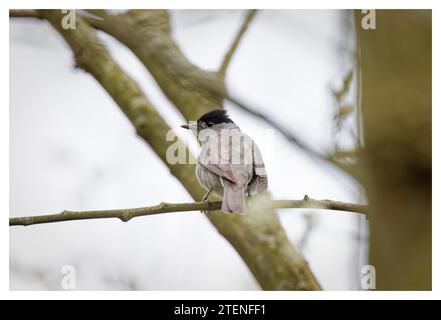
[{"x1": 182, "y1": 109, "x2": 268, "y2": 213}]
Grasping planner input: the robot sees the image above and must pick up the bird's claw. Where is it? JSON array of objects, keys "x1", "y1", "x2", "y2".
[{"x1": 201, "y1": 189, "x2": 213, "y2": 213}]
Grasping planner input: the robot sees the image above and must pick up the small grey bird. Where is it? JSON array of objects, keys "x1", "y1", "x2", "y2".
[{"x1": 181, "y1": 109, "x2": 268, "y2": 213}]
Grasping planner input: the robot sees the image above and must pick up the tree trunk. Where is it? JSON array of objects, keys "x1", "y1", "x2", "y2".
[{"x1": 355, "y1": 9, "x2": 431, "y2": 290}]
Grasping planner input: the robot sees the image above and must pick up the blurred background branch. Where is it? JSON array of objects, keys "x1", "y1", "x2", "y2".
[{"x1": 218, "y1": 9, "x2": 257, "y2": 78}]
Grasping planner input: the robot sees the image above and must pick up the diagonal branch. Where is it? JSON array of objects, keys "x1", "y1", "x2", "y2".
[
  {"x1": 10, "y1": 197, "x2": 367, "y2": 227},
  {"x1": 219, "y1": 9, "x2": 257, "y2": 78},
  {"x1": 37, "y1": 9, "x2": 198, "y2": 189},
  {"x1": 226, "y1": 95, "x2": 330, "y2": 160}
]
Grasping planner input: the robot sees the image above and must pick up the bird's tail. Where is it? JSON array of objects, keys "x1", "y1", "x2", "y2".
[{"x1": 222, "y1": 181, "x2": 246, "y2": 214}]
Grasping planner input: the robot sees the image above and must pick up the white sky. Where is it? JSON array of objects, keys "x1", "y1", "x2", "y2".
[{"x1": 9, "y1": 9, "x2": 366, "y2": 290}]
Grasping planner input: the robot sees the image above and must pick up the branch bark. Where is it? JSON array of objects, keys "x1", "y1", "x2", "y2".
[
  {"x1": 9, "y1": 9, "x2": 40, "y2": 19},
  {"x1": 10, "y1": 197, "x2": 367, "y2": 226}
]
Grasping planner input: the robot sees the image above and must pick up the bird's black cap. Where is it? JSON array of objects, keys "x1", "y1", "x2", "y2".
[{"x1": 197, "y1": 109, "x2": 234, "y2": 126}]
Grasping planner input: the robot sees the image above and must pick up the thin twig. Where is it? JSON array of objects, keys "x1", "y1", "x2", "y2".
[
  {"x1": 219, "y1": 9, "x2": 257, "y2": 77},
  {"x1": 10, "y1": 196, "x2": 367, "y2": 227},
  {"x1": 225, "y1": 95, "x2": 329, "y2": 160}
]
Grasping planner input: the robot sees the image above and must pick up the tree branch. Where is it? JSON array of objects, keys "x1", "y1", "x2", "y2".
[
  {"x1": 9, "y1": 9, "x2": 40, "y2": 19},
  {"x1": 37, "y1": 10, "x2": 199, "y2": 190},
  {"x1": 219, "y1": 9, "x2": 257, "y2": 78},
  {"x1": 10, "y1": 197, "x2": 367, "y2": 227}
]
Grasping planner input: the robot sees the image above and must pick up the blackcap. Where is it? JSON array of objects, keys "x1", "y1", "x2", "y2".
[{"x1": 181, "y1": 109, "x2": 268, "y2": 213}]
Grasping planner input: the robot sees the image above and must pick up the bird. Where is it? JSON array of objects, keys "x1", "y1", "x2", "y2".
[{"x1": 181, "y1": 109, "x2": 268, "y2": 213}]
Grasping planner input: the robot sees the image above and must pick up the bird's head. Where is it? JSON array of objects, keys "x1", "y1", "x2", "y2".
[{"x1": 181, "y1": 109, "x2": 234, "y2": 134}]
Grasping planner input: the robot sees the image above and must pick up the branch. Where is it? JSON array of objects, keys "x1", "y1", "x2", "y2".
[
  {"x1": 226, "y1": 95, "x2": 330, "y2": 161},
  {"x1": 9, "y1": 9, "x2": 40, "y2": 19},
  {"x1": 10, "y1": 197, "x2": 367, "y2": 226},
  {"x1": 37, "y1": 10, "x2": 198, "y2": 189},
  {"x1": 10, "y1": 201, "x2": 221, "y2": 227},
  {"x1": 219, "y1": 9, "x2": 257, "y2": 77}
]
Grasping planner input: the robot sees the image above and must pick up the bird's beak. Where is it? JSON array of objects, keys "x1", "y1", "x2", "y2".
[{"x1": 181, "y1": 121, "x2": 198, "y2": 133}]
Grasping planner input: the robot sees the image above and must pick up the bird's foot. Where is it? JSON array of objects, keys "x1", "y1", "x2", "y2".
[{"x1": 201, "y1": 188, "x2": 213, "y2": 213}]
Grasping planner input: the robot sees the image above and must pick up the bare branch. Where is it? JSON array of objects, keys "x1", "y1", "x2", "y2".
[
  {"x1": 219, "y1": 9, "x2": 257, "y2": 77},
  {"x1": 9, "y1": 9, "x2": 40, "y2": 19},
  {"x1": 10, "y1": 196, "x2": 367, "y2": 227},
  {"x1": 226, "y1": 95, "x2": 330, "y2": 161}
]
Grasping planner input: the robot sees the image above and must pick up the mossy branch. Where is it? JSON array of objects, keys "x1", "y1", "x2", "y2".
[
  {"x1": 9, "y1": 9, "x2": 40, "y2": 19},
  {"x1": 10, "y1": 197, "x2": 367, "y2": 227}
]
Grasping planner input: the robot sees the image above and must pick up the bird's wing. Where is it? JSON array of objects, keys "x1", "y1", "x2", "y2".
[
  {"x1": 203, "y1": 163, "x2": 237, "y2": 184},
  {"x1": 252, "y1": 140, "x2": 268, "y2": 192},
  {"x1": 199, "y1": 129, "x2": 254, "y2": 184},
  {"x1": 199, "y1": 135, "x2": 237, "y2": 183}
]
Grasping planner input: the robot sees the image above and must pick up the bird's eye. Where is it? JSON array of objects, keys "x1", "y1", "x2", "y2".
[{"x1": 208, "y1": 122, "x2": 214, "y2": 127}]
